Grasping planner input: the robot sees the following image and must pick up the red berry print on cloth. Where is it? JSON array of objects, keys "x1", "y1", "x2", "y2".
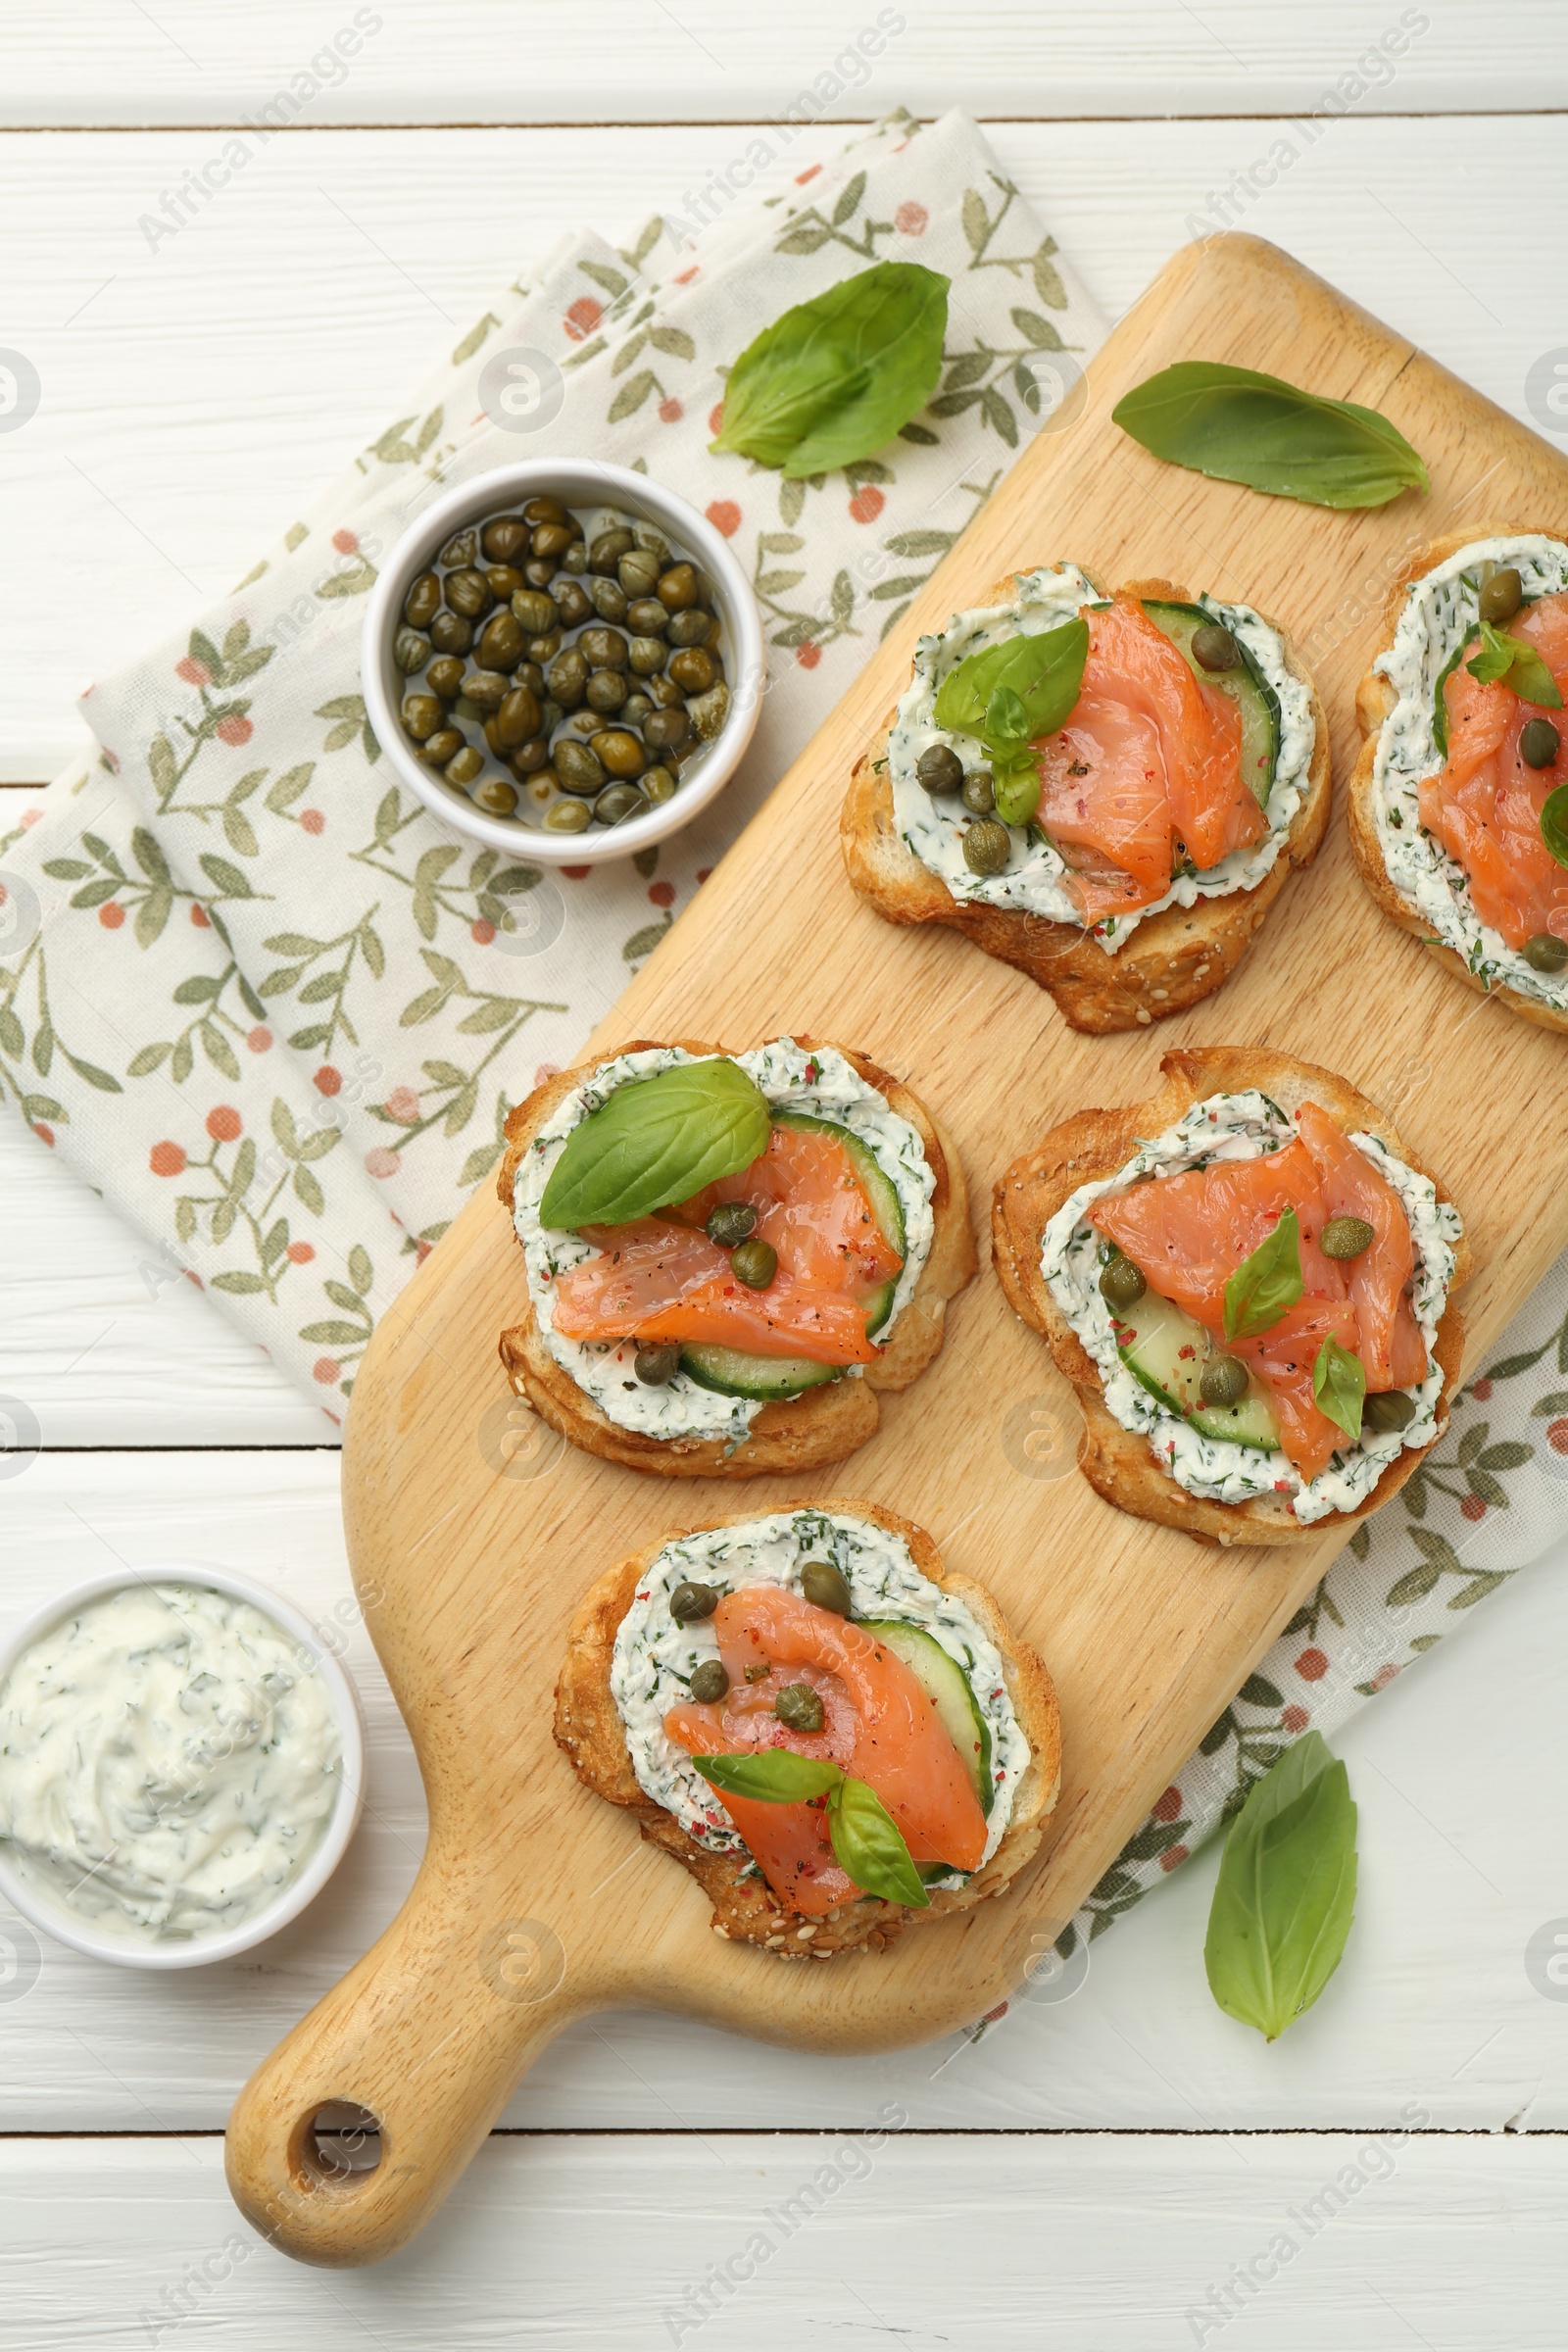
[
  {"x1": 1158, "y1": 1845, "x2": 1189, "y2": 1874},
  {"x1": 1295, "y1": 1648, "x2": 1329, "y2": 1682},
  {"x1": 32, "y1": 1123, "x2": 53, "y2": 1147},
  {"x1": 286, "y1": 1241, "x2": 316, "y2": 1265},
  {"x1": 659, "y1": 397, "x2": 683, "y2": 424},
  {"x1": 1460, "y1": 1493, "x2": 1487, "y2": 1521},
  {"x1": 215, "y1": 714, "x2": 253, "y2": 748},
  {"x1": 300, "y1": 808, "x2": 325, "y2": 835},
  {"x1": 1281, "y1": 1704, "x2": 1309, "y2": 1735},
  {"x1": 175, "y1": 656, "x2": 211, "y2": 687},
  {"x1": 648, "y1": 882, "x2": 674, "y2": 908},
  {"x1": 246, "y1": 1027, "x2": 272, "y2": 1054},
  {"x1": 205, "y1": 1105, "x2": 242, "y2": 1143},
  {"x1": 795, "y1": 642, "x2": 821, "y2": 670},
  {"x1": 314, "y1": 1356, "x2": 341, "y2": 1385},
  {"x1": 332, "y1": 528, "x2": 359, "y2": 555},
  {"x1": 383, "y1": 1086, "x2": 419, "y2": 1124},
  {"x1": 365, "y1": 1147, "x2": 401, "y2": 1180},
  {"x1": 709, "y1": 403, "x2": 724, "y2": 436},
  {"x1": 849, "y1": 486, "x2": 885, "y2": 525},
  {"x1": 1548, "y1": 1417, "x2": 1568, "y2": 1454},
  {"x1": 564, "y1": 297, "x2": 603, "y2": 343},
  {"x1": 470, "y1": 919, "x2": 496, "y2": 946},
  {"x1": 1471, "y1": 1378, "x2": 1493, "y2": 1401},
  {"x1": 150, "y1": 1142, "x2": 186, "y2": 1178},
  {"x1": 98, "y1": 903, "x2": 124, "y2": 930},
  {"x1": 895, "y1": 200, "x2": 929, "y2": 235},
  {"x1": 315, "y1": 1066, "x2": 342, "y2": 1097},
  {"x1": 191, "y1": 904, "x2": 211, "y2": 927},
  {"x1": 1151, "y1": 1786, "x2": 1182, "y2": 1824},
  {"x1": 706, "y1": 500, "x2": 741, "y2": 538}
]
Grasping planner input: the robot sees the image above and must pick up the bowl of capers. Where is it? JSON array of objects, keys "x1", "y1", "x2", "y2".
[{"x1": 363, "y1": 461, "x2": 765, "y2": 863}]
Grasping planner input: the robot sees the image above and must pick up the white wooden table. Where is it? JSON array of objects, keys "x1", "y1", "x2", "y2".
[{"x1": 3, "y1": 9, "x2": 1567, "y2": 2342}]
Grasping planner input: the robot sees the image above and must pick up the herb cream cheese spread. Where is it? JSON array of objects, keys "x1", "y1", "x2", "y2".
[
  {"x1": 0, "y1": 1582, "x2": 344, "y2": 1942},
  {"x1": 1039, "y1": 1091, "x2": 1461, "y2": 1525},
  {"x1": 610, "y1": 1508, "x2": 1030, "y2": 1887},
  {"x1": 514, "y1": 1040, "x2": 936, "y2": 1443},
  {"x1": 887, "y1": 564, "x2": 1315, "y2": 950},
  {"x1": 1370, "y1": 532, "x2": 1568, "y2": 1011}
]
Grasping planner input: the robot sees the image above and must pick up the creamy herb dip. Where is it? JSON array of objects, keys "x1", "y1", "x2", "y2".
[
  {"x1": 513, "y1": 1039, "x2": 936, "y2": 1443},
  {"x1": 1370, "y1": 532, "x2": 1568, "y2": 1011},
  {"x1": 0, "y1": 1582, "x2": 344, "y2": 1943},
  {"x1": 610, "y1": 1508, "x2": 1031, "y2": 1888},
  {"x1": 887, "y1": 564, "x2": 1315, "y2": 952},
  {"x1": 1039, "y1": 1091, "x2": 1461, "y2": 1526}
]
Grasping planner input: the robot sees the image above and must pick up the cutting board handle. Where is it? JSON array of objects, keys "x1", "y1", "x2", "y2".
[{"x1": 224, "y1": 1854, "x2": 585, "y2": 2267}]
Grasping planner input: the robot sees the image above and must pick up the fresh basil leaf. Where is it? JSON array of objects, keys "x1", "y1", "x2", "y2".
[
  {"x1": 984, "y1": 683, "x2": 1030, "y2": 749},
  {"x1": 825, "y1": 1776, "x2": 930, "y2": 1909},
  {"x1": 991, "y1": 753, "x2": 1045, "y2": 828},
  {"x1": 1222, "y1": 1207, "x2": 1303, "y2": 1342},
  {"x1": 1466, "y1": 619, "x2": 1564, "y2": 710},
  {"x1": 932, "y1": 618, "x2": 1089, "y2": 743},
  {"x1": 1542, "y1": 783, "x2": 1568, "y2": 871},
  {"x1": 1312, "y1": 1335, "x2": 1366, "y2": 1445},
  {"x1": 710, "y1": 262, "x2": 950, "y2": 480},
  {"x1": 1112, "y1": 361, "x2": 1429, "y2": 510},
  {"x1": 538, "y1": 1058, "x2": 771, "y2": 1230},
  {"x1": 696, "y1": 1751, "x2": 843, "y2": 1804},
  {"x1": 1203, "y1": 1732, "x2": 1358, "y2": 2040}
]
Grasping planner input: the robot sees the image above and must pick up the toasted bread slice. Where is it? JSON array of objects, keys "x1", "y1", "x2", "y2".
[
  {"x1": 1348, "y1": 527, "x2": 1568, "y2": 1037},
  {"x1": 992, "y1": 1048, "x2": 1472, "y2": 1547},
  {"x1": 497, "y1": 1039, "x2": 976, "y2": 1479},
  {"x1": 554, "y1": 1498, "x2": 1062, "y2": 1957},
  {"x1": 842, "y1": 573, "x2": 1331, "y2": 1034}
]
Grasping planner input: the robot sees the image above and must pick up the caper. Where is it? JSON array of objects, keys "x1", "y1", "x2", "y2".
[
  {"x1": 547, "y1": 648, "x2": 589, "y2": 708},
  {"x1": 438, "y1": 528, "x2": 475, "y2": 568},
  {"x1": 1192, "y1": 622, "x2": 1242, "y2": 672},
  {"x1": 429, "y1": 611, "x2": 473, "y2": 657},
  {"x1": 453, "y1": 696, "x2": 484, "y2": 724},
  {"x1": 533, "y1": 522, "x2": 574, "y2": 562},
  {"x1": 1479, "y1": 565, "x2": 1523, "y2": 625},
  {"x1": 510, "y1": 589, "x2": 559, "y2": 636},
  {"x1": 657, "y1": 562, "x2": 699, "y2": 612},
  {"x1": 627, "y1": 597, "x2": 669, "y2": 637},
  {"x1": 445, "y1": 567, "x2": 493, "y2": 618},
  {"x1": 562, "y1": 539, "x2": 588, "y2": 573},
  {"x1": 489, "y1": 685, "x2": 542, "y2": 750},
  {"x1": 620, "y1": 692, "x2": 655, "y2": 730},
  {"x1": 446, "y1": 745, "x2": 484, "y2": 788},
  {"x1": 634, "y1": 1342, "x2": 681, "y2": 1386},
  {"x1": 579, "y1": 626, "x2": 628, "y2": 672},
  {"x1": 686, "y1": 683, "x2": 730, "y2": 741},
  {"x1": 587, "y1": 574, "x2": 628, "y2": 624},
  {"x1": 555, "y1": 739, "x2": 607, "y2": 796},
  {"x1": 774, "y1": 1683, "x2": 824, "y2": 1734},
  {"x1": 393, "y1": 626, "x2": 430, "y2": 677},
  {"x1": 543, "y1": 798, "x2": 590, "y2": 833},
  {"x1": 628, "y1": 635, "x2": 668, "y2": 677},
  {"x1": 590, "y1": 526, "x2": 636, "y2": 574},
  {"x1": 669, "y1": 647, "x2": 716, "y2": 695},
  {"x1": 523, "y1": 556, "x2": 560, "y2": 589},
  {"x1": 548, "y1": 577, "x2": 590, "y2": 628},
  {"x1": 1363, "y1": 1389, "x2": 1418, "y2": 1435},
  {"x1": 586, "y1": 668, "x2": 629, "y2": 714},
  {"x1": 522, "y1": 495, "x2": 571, "y2": 529},
  {"x1": 401, "y1": 693, "x2": 443, "y2": 742},
  {"x1": 468, "y1": 772, "x2": 517, "y2": 817},
  {"x1": 404, "y1": 570, "x2": 442, "y2": 629},
  {"x1": 960, "y1": 766, "x2": 996, "y2": 814},
  {"x1": 1099, "y1": 1253, "x2": 1147, "y2": 1311},
  {"x1": 538, "y1": 697, "x2": 564, "y2": 734},
  {"x1": 526, "y1": 628, "x2": 563, "y2": 664},
  {"x1": 670, "y1": 1580, "x2": 720, "y2": 1626},
  {"x1": 618, "y1": 548, "x2": 662, "y2": 598},
  {"x1": 689, "y1": 1659, "x2": 730, "y2": 1705},
  {"x1": 461, "y1": 668, "x2": 511, "y2": 712},
  {"x1": 800, "y1": 1561, "x2": 852, "y2": 1617},
  {"x1": 667, "y1": 606, "x2": 715, "y2": 648},
  {"x1": 594, "y1": 782, "x2": 647, "y2": 826},
  {"x1": 1321, "y1": 1215, "x2": 1376, "y2": 1260},
  {"x1": 485, "y1": 566, "x2": 525, "y2": 602},
  {"x1": 477, "y1": 610, "x2": 525, "y2": 672},
  {"x1": 592, "y1": 728, "x2": 646, "y2": 779},
  {"x1": 1199, "y1": 1353, "x2": 1250, "y2": 1408},
  {"x1": 706, "y1": 1200, "x2": 757, "y2": 1247},
  {"x1": 510, "y1": 737, "x2": 551, "y2": 779},
  {"x1": 1523, "y1": 932, "x2": 1568, "y2": 972},
  {"x1": 643, "y1": 671, "x2": 684, "y2": 710},
  {"x1": 642, "y1": 764, "x2": 677, "y2": 806},
  {"x1": 1520, "y1": 716, "x2": 1561, "y2": 770},
  {"x1": 743, "y1": 1661, "x2": 770, "y2": 1685},
  {"x1": 643, "y1": 707, "x2": 691, "y2": 755},
  {"x1": 962, "y1": 817, "x2": 1011, "y2": 875},
  {"x1": 730, "y1": 1238, "x2": 777, "y2": 1289},
  {"x1": 416, "y1": 724, "x2": 465, "y2": 771},
  {"x1": 916, "y1": 744, "x2": 963, "y2": 795},
  {"x1": 481, "y1": 517, "x2": 528, "y2": 564},
  {"x1": 423, "y1": 657, "x2": 462, "y2": 704}
]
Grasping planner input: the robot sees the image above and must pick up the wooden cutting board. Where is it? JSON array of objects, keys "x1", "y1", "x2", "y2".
[{"x1": 225, "y1": 232, "x2": 1568, "y2": 2267}]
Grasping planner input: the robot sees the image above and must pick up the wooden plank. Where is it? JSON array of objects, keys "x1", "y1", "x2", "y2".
[
  {"x1": 1, "y1": 115, "x2": 1562, "y2": 776},
  {"x1": 220, "y1": 235, "x2": 1568, "y2": 2264},
  {"x1": 0, "y1": 2, "x2": 1557, "y2": 124},
  {"x1": 3, "y1": 1451, "x2": 1566, "y2": 2133},
  {"x1": 4, "y1": 2132, "x2": 1567, "y2": 2348}
]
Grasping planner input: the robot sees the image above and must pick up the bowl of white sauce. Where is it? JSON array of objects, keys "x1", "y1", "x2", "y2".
[{"x1": 0, "y1": 1563, "x2": 366, "y2": 1969}]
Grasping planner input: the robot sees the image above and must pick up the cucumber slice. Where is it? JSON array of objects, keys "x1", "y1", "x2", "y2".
[
  {"x1": 1142, "y1": 598, "x2": 1282, "y2": 811},
  {"x1": 679, "y1": 1344, "x2": 842, "y2": 1401},
  {"x1": 858, "y1": 1617, "x2": 993, "y2": 1816},
  {"x1": 771, "y1": 1108, "x2": 906, "y2": 1338},
  {"x1": 1113, "y1": 1286, "x2": 1282, "y2": 1452}
]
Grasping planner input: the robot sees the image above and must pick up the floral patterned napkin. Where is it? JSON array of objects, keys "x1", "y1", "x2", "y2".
[{"x1": 0, "y1": 106, "x2": 1561, "y2": 1957}]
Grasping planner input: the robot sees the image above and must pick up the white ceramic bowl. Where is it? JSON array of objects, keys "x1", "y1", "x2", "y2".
[
  {"x1": 362, "y1": 459, "x2": 765, "y2": 865},
  {"x1": 0, "y1": 1562, "x2": 367, "y2": 1971}
]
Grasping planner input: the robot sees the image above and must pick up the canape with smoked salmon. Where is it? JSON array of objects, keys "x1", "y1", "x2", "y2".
[
  {"x1": 993, "y1": 1050, "x2": 1471, "y2": 1545},
  {"x1": 498, "y1": 1038, "x2": 975, "y2": 1477},
  {"x1": 842, "y1": 564, "x2": 1330, "y2": 1032},
  {"x1": 1349, "y1": 531, "x2": 1568, "y2": 1032},
  {"x1": 555, "y1": 1502, "x2": 1061, "y2": 1955}
]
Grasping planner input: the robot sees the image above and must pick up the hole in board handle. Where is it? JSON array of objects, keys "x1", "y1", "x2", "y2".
[{"x1": 298, "y1": 2099, "x2": 384, "y2": 2188}]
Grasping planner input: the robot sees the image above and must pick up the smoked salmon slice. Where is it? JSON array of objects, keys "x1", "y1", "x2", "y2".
[
  {"x1": 550, "y1": 1124, "x2": 900, "y2": 1365},
  {"x1": 1034, "y1": 594, "x2": 1265, "y2": 920},
  {"x1": 1419, "y1": 590, "x2": 1568, "y2": 951},
  {"x1": 1092, "y1": 1111, "x2": 1431, "y2": 1482},
  {"x1": 663, "y1": 1587, "x2": 987, "y2": 1916}
]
